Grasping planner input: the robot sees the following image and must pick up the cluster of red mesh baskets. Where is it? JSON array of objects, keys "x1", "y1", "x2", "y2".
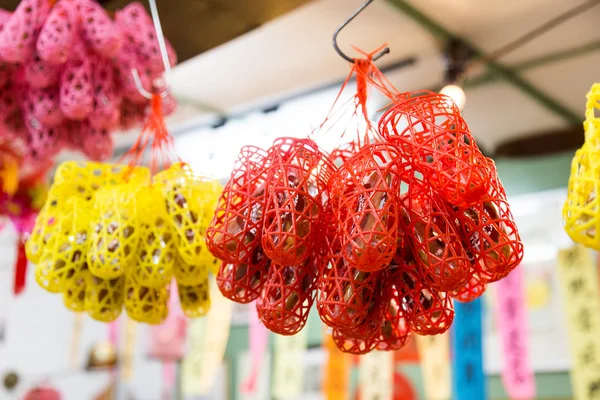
[
  {"x1": 206, "y1": 56, "x2": 524, "y2": 351},
  {"x1": 0, "y1": 0, "x2": 177, "y2": 174}
]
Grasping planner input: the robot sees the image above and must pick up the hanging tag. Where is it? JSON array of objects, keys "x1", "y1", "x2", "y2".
[
  {"x1": 495, "y1": 266, "x2": 536, "y2": 400},
  {"x1": 359, "y1": 350, "x2": 394, "y2": 400},
  {"x1": 182, "y1": 278, "x2": 233, "y2": 395},
  {"x1": 12, "y1": 239, "x2": 27, "y2": 295},
  {"x1": 558, "y1": 245, "x2": 600, "y2": 400},
  {"x1": 272, "y1": 327, "x2": 308, "y2": 399},
  {"x1": 70, "y1": 313, "x2": 84, "y2": 369},
  {"x1": 181, "y1": 318, "x2": 206, "y2": 396},
  {"x1": 451, "y1": 298, "x2": 486, "y2": 400},
  {"x1": 416, "y1": 333, "x2": 451, "y2": 400},
  {"x1": 241, "y1": 303, "x2": 269, "y2": 394},
  {"x1": 323, "y1": 332, "x2": 349, "y2": 400},
  {"x1": 122, "y1": 318, "x2": 137, "y2": 382}
]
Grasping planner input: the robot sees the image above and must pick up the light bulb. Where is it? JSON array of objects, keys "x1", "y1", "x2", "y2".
[{"x1": 440, "y1": 84, "x2": 466, "y2": 110}]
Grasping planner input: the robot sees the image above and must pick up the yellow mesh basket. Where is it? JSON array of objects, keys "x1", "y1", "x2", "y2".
[
  {"x1": 154, "y1": 164, "x2": 221, "y2": 266},
  {"x1": 173, "y1": 252, "x2": 217, "y2": 286},
  {"x1": 124, "y1": 274, "x2": 169, "y2": 324},
  {"x1": 34, "y1": 197, "x2": 92, "y2": 292},
  {"x1": 87, "y1": 183, "x2": 142, "y2": 279},
  {"x1": 53, "y1": 161, "x2": 151, "y2": 200},
  {"x1": 62, "y1": 269, "x2": 88, "y2": 312},
  {"x1": 584, "y1": 83, "x2": 600, "y2": 144},
  {"x1": 130, "y1": 186, "x2": 176, "y2": 287},
  {"x1": 178, "y1": 278, "x2": 211, "y2": 318},
  {"x1": 85, "y1": 275, "x2": 124, "y2": 322},
  {"x1": 26, "y1": 183, "x2": 81, "y2": 264}
]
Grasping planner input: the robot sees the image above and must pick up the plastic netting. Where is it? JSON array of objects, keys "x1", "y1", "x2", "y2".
[
  {"x1": 29, "y1": 86, "x2": 64, "y2": 127},
  {"x1": 124, "y1": 274, "x2": 169, "y2": 324},
  {"x1": 379, "y1": 91, "x2": 491, "y2": 208},
  {"x1": 399, "y1": 179, "x2": 469, "y2": 292},
  {"x1": 115, "y1": 42, "x2": 151, "y2": 104},
  {"x1": 329, "y1": 143, "x2": 401, "y2": 272},
  {"x1": 22, "y1": 102, "x2": 66, "y2": 161},
  {"x1": 375, "y1": 279, "x2": 410, "y2": 351},
  {"x1": 317, "y1": 230, "x2": 382, "y2": 330},
  {"x1": 85, "y1": 275, "x2": 124, "y2": 322},
  {"x1": 0, "y1": 62, "x2": 10, "y2": 89},
  {"x1": 399, "y1": 267, "x2": 454, "y2": 335},
  {"x1": 79, "y1": 124, "x2": 115, "y2": 162},
  {"x1": 563, "y1": 84, "x2": 600, "y2": 249},
  {"x1": 59, "y1": 54, "x2": 94, "y2": 120},
  {"x1": 256, "y1": 256, "x2": 319, "y2": 335},
  {"x1": 332, "y1": 328, "x2": 377, "y2": 355},
  {"x1": 452, "y1": 160, "x2": 523, "y2": 282},
  {"x1": 34, "y1": 197, "x2": 91, "y2": 293},
  {"x1": 130, "y1": 186, "x2": 175, "y2": 288},
  {"x1": 24, "y1": 54, "x2": 59, "y2": 89},
  {"x1": 450, "y1": 272, "x2": 486, "y2": 303},
  {"x1": 216, "y1": 248, "x2": 270, "y2": 303},
  {"x1": 36, "y1": 0, "x2": 75, "y2": 65},
  {"x1": 62, "y1": 268, "x2": 88, "y2": 312},
  {"x1": 178, "y1": 279, "x2": 211, "y2": 318},
  {"x1": 0, "y1": 0, "x2": 48, "y2": 63},
  {"x1": 119, "y1": 99, "x2": 146, "y2": 130},
  {"x1": 262, "y1": 137, "x2": 334, "y2": 266},
  {"x1": 89, "y1": 56, "x2": 121, "y2": 130},
  {"x1": 79, "y1": 0, "x2": 122, "y2": 58},
  {"x1": 206, "y1": 146, "x2": 270, "y2": 264},
  {"x1": 87, "y1": 184, "x2": 141, "y2": 279}
]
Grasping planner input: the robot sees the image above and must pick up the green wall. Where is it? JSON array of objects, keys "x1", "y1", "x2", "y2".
[{"x1": 222, "y1": 151, "x2": 576, "y2": 400}]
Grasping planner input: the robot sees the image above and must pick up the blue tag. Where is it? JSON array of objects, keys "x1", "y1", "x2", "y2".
[{"x1": 451, "y1": 297, "x2": 486, "y2": 400}]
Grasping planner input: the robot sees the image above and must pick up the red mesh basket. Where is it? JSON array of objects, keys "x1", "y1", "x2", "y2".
[
  {"x1": 451, "y1": 159, "x2": 524, "y2": 283},
  {"x1": 89, "y1": 56, "x2": 121, "y2": 130},
  {"x1": 59, "y1": 54, "x2": 94, "y2": 120},
  {"x1": 206, "y1": 145, "x2": 270, "y2": 264},
  {"x1": 376, "y1": 274, "x2": 411, "y2": 351},
  {"x1": 36, "y1": 0, "x2": 75, "y2": 65},
  {"x1": 24, "y1": 54, "x2": 60, "y2": 89},
  {"x1": 80, "y1": 0, "x2": 122, "y2": 58},
  {"x1": 316, "y1": 225, "x2": 382, "y2": 330},
  {"x1": 256, "y1": 255, "x2": 319, "y2": 335},
  {"x1": 332, "y1": 328, "x2": 377, "y2": 355},
  {"x1": 399, "y1": 177, "x2": 469, "y2": 292},
  {"x1": 216, "y1": 246, "x2": 271, "y2": 304},
  {"x1": 398, "y1": 265, "x2": 454, "y2": 335},
  {"x1": 0, "y1": 0, "x2": 48, "y2": 63},
  {"x1": 450, "y1": 271, "x2": 486, "y2": 303},
  {"x1": 28, "y1": 86, "x2": 64, "y2": 128},
  {"x1": 329, "y1": 142, "x2": 401, "y2": 272},
  {"x1": 262, "y1": 137, "x2": 335, "y2": 266},
  {"x1": 379, "y1": 91, "x2": 491, "y2": 207}
]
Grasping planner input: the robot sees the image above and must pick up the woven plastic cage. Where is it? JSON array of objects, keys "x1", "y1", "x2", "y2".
[
  {"x1": 130, "y1": 186, "x2": 175, "y2": 288},
  {"x1": 379, "y1": 91, "x2": 491, "y2": 207},
  {"x1": 262, "y1": 137, "x2": 335, "y2": 266},
  {"x1": 452, "y1": 159, "x2": 523, "y2": 282},
  {"x1": 36, "y1": 0, "x2": 75, "y2": 65},
  {"x1": 85, "y1": 275, "x2": 124, "y2": 323},
  {"x1": 29, "y1": 87, "x2": 64, "y2": 128},
  {"x1": 87, "y1": 184, "x2": 142, "y2": 279},
  {"x1": 62, "y1": 268, "x2": 88, "y2": 312},
  {"x1": 332, "y1": 328, "x2": 377, "y2": 355},
  {"x1": 256, "y1": 256, "x2": 319, "y2": 335},
  {"x1": 329, "y1": 142, "x2": 401, "y2": 272},
  {"x1": 206, "y1": 146, "x2": 270, "y2": 264},
  {"x1": 399, "y1": 178, "x2": 469, "y2": 292},
  {"x1": 79, "y1": 0, "x2": 122, "y2": 58},
  {"x1": 216, "y1": 246, "x2": 270, "y2": 303},
  {"x1": 89, "y1": 56, "x2": 121, "y2": 130},
  {"x1": 375, "y1": 279, "x2": 411, "y2": 351},
  {"x1": 450, "y1": 272, "x2": 486, "y2": 303},
  {"x1": 124, "y1": 274, "x2": 169, "y2": 325},
  {"x1": 59, "y1": 55, "x2": 94, "y2": 120},
  {"x1": 24, "y1": 54, "x2": 59, "y2": 89},
  {"x1": 178, "y1": 279, "x2": 211, "y2": 318},
  {"x1": 0, "y1": 0, "x2": 48, "y2": 63}
]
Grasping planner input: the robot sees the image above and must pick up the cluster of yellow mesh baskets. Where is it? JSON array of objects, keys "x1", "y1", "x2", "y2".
[
  {"x1": 563, "y1": 83, "x2": 600, "y2": 249},
  {"x1": 26, "y1": 161, "x2": 222, "y2": 323}
]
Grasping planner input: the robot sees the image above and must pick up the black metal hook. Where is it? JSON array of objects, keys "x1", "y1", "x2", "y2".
[{"x1": 332, "y1": 0, "x2": 390, "y2": 63}]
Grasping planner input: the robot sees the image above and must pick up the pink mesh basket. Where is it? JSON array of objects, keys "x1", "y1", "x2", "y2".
[
  {"x1": 79, "y1": 0, "x2": 122, "y2": 58},
  {"x1": 24, "y1": 55, "x2": 60, "y2": 89},
  {"x1": 115, "y1": 42, "x2": 152, "y2": 104},
  {"x1": 59, "y1": 54, "x2": 94, "y2": 120},
  {"x1": 0, "y1": 0, "x2": 49, "y2": 63},
  {"x1": 28, "y1": 86, "x2": 64, "y2": 128},
  {"x1": 36, "y1": 0, "x2": 75, "y2": 65},
  {"x1": 89, "y1": 55, "x2": 121, "y2": 129}
]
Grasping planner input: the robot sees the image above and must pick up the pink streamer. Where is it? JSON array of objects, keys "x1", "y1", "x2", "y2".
[
  {"x1": 241, "y1": 304, "x2": 269, "y2": 393},
  {"x1": 495, "y1": 265, "x2": 536, "y2": 400}
]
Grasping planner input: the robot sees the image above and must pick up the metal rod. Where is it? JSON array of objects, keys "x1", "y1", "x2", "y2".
[
  {"x1": 333, "y1": 0, "x2": 390, "y2": 62},
  {"x1": 387, "y1": 0, "x2": 581, "y2": 124}
]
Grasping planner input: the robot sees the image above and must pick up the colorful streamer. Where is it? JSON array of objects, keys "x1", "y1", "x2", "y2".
[
  {"x1": 558, "y1": 245, "x2": 600, "y2": 400},
  {"x1": 495, "y1": 266, "x2": 535, "y2": 399},
  {"x1": 241, "y1": 303, "x2": 269, "y2": 394},
  {"x1": 272, "y1": 327, "x2": 308, "y2": 398},
  {"x1": 416, "y1": 334, "x2": 451, "y2": 400},
  {"x1": 323, "y1": 332, "x2": 349, "y2": 400},
  {"x1": 359, "y1": 350, "x2": 394, "y2": 400},
  {"x1": 451, "y1": 298, "x2": 486, "y2": 400},
  {"x1": 181, "y1": 318, "x2": 206, "y2": 396}
]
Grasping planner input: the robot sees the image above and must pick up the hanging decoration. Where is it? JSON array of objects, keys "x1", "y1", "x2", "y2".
[
  {"x1": 271, "y1": 328, "x2": 308, "y2": 399},
  {"x1": 415, "y1": 334, "x2": 451, "y2": 400},
  {"x1": 563, "y1": 83, "x2": 600, "y2": 249},
  {"x1": 240, "y1": 302, "x2": 269, "y2": 394},
  {"x1": 206, "y1": 41, "x2": 522, "y2": 353},
  {"x1": 0, "y1": 0, "x2": 178, "y2": 173},
  {"x1": 358, "y1": 350, "x2": 394, "y2": 400}
]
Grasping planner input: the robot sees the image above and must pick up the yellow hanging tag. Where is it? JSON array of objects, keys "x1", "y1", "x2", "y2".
[
  {"x1": 181, "y1": 318, "x2": 207, "y2": 396},
  {"x1": 70, "y1": 313, "x2": 84, "y2": 369},
  {"x1": 558, "y1": 244, "x2": 600, "y2": 400},
  {"x1": 359, "y1": 350, "x2": 394, "y2": 400},
  {"x1": 122, "y1": 317, "x2": 137, "y2": 382},
  {"x1": 272, "y1": 327, "x2": 308, "y2": 399},
  {"x1": 416, "y1": 333, "x2": 451, "y2": 400}
]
